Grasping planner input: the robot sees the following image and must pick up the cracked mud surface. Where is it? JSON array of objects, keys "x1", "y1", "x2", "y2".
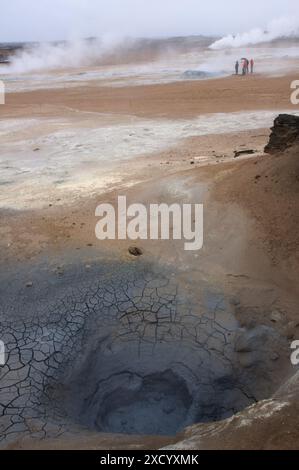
[{"x1": 0, "y1": 259, "x2": 290, "y2": 447}]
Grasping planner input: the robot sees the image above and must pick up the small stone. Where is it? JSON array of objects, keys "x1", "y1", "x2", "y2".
[
  {"x1": 234, "y1": 149, "x2": 255, "y2": 158},
  {"x1": 128, "y1": 246, "x2": 143, "y2": 257},
  {"x1": 26, "y1": 282, "x2": 33, "y2": 288}
]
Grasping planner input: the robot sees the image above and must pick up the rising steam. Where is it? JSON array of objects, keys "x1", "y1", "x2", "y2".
[
  {"x1": 3, "y1": 35, "x2": 124, "y2": 74},
  {"x1": 210, "y1": 17, "x2": 299, "y2": 49}
]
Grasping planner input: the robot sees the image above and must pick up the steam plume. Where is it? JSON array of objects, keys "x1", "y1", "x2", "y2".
[
  {"x1": 210, "y1": 17, "x2": 299, "y2": 49},
  {"x1": 3, "y1": 35, "x2": 124, "y2": 74}
]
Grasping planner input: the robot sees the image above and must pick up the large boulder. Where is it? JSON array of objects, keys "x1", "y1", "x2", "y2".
[{"x1": 264, "y1": 114, "x2": 299, "y2": 154}]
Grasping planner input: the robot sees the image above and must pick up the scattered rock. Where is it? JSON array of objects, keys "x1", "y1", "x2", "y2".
[
  {"x1": 234, "y1": 149, "x2": 256, "y2": 158},
  {"x1": 265, "y1": 114, "x2": 299, "y2": 154},
  {"x1": 26, "y1": 282, "x2": 33, "y2": 288},
  {"x1": 128, "y1": 246, "x2": 143, "y2": 257},
  {"x1": 33, "y1": 148, "x2": 40, "y2": 152}
]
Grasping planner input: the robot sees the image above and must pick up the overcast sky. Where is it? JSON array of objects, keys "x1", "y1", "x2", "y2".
[{"x1": 1, "y1": 0, "x2": 297, "y2": 42}]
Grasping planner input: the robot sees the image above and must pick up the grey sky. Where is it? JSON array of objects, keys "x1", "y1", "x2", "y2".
[{"x1": 0, "y1": 0, "x2": 297, "y2": 42}]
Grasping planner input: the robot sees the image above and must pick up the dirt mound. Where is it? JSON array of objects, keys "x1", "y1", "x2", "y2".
[{"x1": 216, "y1": 127, "x2": 299, "y2": 274}]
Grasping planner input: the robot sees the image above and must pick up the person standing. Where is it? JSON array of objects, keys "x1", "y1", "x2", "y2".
[
  {"x1": 235, "y1": 60, "x2": 239, "y2": 75},
  {"x1": 250, "y1": 58, "x2": 254, "y2": 74}
]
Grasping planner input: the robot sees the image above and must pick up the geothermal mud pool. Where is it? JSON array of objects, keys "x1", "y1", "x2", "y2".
[{"x1": 0, "y1": 259, "x2": 290, "y2": 446}]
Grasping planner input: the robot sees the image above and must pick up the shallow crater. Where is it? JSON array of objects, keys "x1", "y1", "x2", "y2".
[{"x1": 0, "y1": 262, "x2": 292, "y2": 444}]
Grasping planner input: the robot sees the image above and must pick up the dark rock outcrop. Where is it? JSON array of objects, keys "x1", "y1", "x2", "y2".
[{"x1": 264, "y1": 114, "x2": 299, "y2": 154}]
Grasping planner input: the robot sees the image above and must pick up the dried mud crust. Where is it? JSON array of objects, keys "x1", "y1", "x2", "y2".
[{"x1": 0, "y1": 261, "x2": 289, "y2": 446}]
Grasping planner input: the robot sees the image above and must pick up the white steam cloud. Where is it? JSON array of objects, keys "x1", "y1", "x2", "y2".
[
  {"x1": 3, "y1": 35, "x2": 124, "y2": 74},
  {"x1": 210, "y1": 17, "x2": 299, "y2": 49}
]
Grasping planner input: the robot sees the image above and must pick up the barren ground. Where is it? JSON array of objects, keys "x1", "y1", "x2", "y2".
[{"x1": 0, "y1": 66, "x2": 299, "y2": 449}]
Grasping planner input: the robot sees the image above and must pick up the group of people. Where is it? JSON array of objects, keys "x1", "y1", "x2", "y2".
[{"x1": 235, "y1": 58, "x2": 254, "y2": 75}]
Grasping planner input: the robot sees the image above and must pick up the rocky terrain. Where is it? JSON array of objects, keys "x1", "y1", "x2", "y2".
[{"x1": 265, "y1": 114, "x2": 299, "y2": 154}]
